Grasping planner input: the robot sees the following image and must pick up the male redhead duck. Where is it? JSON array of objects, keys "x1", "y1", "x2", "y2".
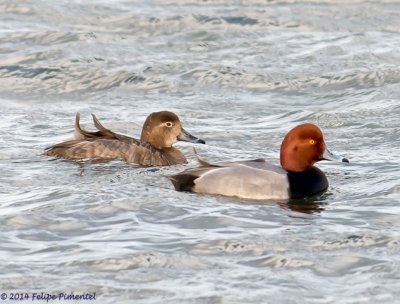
[
  {"x1": 45, "y1": 111, "x2": 205, "y2": 166},
  {"x1": 169, "y1": 123, "x2": 349, "y2": 200}
]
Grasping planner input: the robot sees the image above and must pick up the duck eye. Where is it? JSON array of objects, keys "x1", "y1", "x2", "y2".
[
  {"x1": 309, "y1": 139, "x2": 316, "y2": 145},
  {"x1": 165, "y1": 122, "x2": 173, "y2": 128}
]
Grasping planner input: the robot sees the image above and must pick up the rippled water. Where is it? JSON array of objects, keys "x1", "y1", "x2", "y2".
[{"x1": 1, "y1": 1, "x2": 400, "y2": 303}]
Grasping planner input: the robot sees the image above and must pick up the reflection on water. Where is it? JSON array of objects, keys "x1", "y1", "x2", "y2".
[
  {"x1": 279, "y1": 199, "x2": 326, "y2": 214},
  {"x1": 1, "y1": 0, "x2": 400, "y2": 303}
]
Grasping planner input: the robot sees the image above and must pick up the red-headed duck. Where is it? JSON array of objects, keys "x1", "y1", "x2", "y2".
[
  {"x1": 169, "y1": 123, "x2": 348, "y2": 200},
  {"x1": 45, "y1": 111, "x2": 205, "y2": 166}
]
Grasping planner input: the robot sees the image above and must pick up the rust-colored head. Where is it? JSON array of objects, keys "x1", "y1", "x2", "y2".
[
  {"x1": 140, "y1": 111, "x2": 205, "y2": 149},
  {"x1": 280, "y1": 123, "x2": 330, "y2": 172}
]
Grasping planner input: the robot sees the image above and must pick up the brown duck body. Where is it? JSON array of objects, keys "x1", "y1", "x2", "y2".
[
  {"x1": 46, "y1": 138, "x2": 187, "y2": 166},
  {"x1": 45, "y1": 111, "x2": 205, "y2": 166}
]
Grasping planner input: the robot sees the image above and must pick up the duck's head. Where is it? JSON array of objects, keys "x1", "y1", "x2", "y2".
[
  {"x1": 140, "y1": 111, "x2": 205, "y2": 149},
  {"x1": 280, "y1": 123, "x2": 348, "y2": 172}
]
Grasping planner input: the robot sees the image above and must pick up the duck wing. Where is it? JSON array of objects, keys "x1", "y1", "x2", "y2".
[
  {"x1": 45, "y1": 138, "x2": 186, "y2": 166},
  {"x1": 45, "y1": 138, "x2": 134, "y2": 160},
  {"x1": 169, "y1": 153, "x2": 289, "y2": 200},
  {"x1": 74, "y1": 112, "x2": 140, "y2": 145}
]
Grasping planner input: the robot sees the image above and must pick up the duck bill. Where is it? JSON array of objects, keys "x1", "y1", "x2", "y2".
[
  {"x1": 321, "y1": 148, "x2": 349, "y2": 163},
  {"x1": 178, "y1": 128, "x2": 205, "y2": 144}
]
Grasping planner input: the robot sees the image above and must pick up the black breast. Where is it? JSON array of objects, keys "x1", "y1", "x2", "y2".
[{"x1": 287, "y1": 167, "x2": 329, "y2": 199}]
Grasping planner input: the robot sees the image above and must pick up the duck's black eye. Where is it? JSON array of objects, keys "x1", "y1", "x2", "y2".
[{"x1": 165, "y1": 122, "x2": 173, "y2": 128}]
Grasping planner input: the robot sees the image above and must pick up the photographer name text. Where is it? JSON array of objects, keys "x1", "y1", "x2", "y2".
[{"x1": 1, "y1": 292, "x2": 96, "y2": 302}]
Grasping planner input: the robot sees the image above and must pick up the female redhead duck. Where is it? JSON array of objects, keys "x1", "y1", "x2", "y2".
[
  {"x1": 45, "y1": 111, "x2": 205, "y2": 166},
  {"x1": 169, "y1": 123, "x2": 348, "y2": 200}
]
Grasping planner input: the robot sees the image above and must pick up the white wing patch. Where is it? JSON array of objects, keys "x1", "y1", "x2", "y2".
[{"x1": 193, "y1": 164, "x2": 290, "y2": 200}]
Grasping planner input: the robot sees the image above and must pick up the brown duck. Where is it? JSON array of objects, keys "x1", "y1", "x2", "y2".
[{"x1": 45, "y1": 111, "x2": 205, "y2": 166}]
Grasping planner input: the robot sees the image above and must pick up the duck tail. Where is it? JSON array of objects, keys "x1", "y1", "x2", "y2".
[
  {"x1": 192, "y1": 148, "x2": 220, "y2": 168},
  {"x1": 74, "y1": 112, "x2": 86, "y2": 140},
  {"x1": 167, "y1": 174, "x2": 197, "y2": 192},
  {"x1": 91, "y1": 113, "x2": 109, "y2": 132}
]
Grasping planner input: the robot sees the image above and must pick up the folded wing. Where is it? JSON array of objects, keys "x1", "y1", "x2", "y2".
[{"x1": 169, "y1": 155, "x2": 290, "y2": 200}]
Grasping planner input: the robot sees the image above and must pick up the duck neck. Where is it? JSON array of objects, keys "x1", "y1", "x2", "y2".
[{"x1": 286, "y1": 167, "x2": 328, "y2": 199}]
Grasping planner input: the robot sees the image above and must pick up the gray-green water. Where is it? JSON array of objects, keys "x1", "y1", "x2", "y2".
[{"x1": 1, "y1": 1, "x2": 400, "y2": 303}]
